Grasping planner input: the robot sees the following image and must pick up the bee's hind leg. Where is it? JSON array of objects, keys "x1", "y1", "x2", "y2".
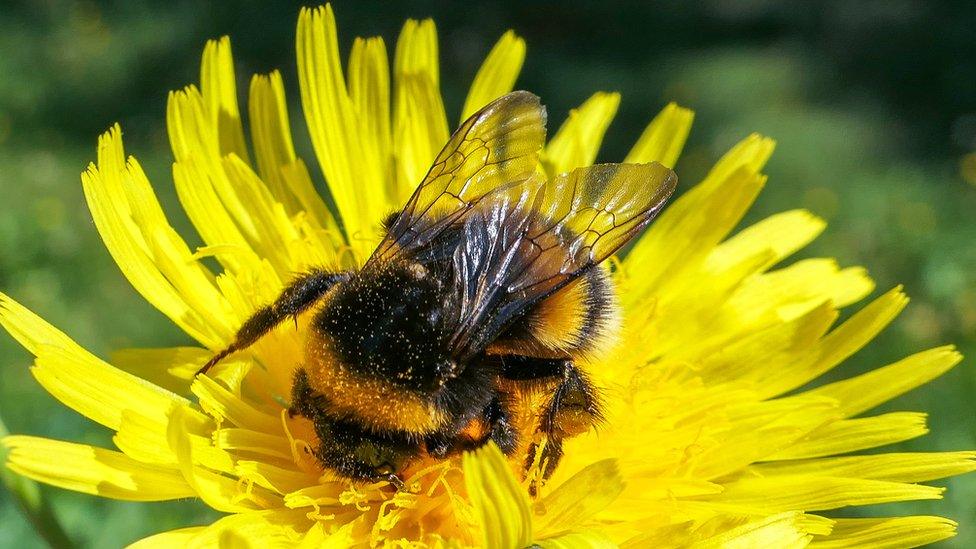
[
  {"x1": 501, "y1": 357, "x2": 603, "y2": 490},
  {"x1": 543, "y1": 362, "x2": 604, "y2": 440}
]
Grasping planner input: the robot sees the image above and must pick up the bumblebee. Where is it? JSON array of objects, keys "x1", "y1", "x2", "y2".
[{"x1": 199, "y1": 91, "x2": 676, "y2": 487}]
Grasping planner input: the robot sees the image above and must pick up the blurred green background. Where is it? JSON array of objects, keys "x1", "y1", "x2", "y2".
[{"x1": 2, "y1": 0, "x2": 976, "y2": 546}]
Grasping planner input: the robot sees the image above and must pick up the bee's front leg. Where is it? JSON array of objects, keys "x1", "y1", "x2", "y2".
[{"x1": 198, "y1": 268, "x2": 352, "y2": 375}]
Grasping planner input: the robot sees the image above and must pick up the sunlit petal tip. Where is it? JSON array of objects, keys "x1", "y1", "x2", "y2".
[
  {"x1": 715, "y1": 132, "x2": 777, "y2": 177},
  {"x1": 544, "y1": 91, "x2": 622, "y2": 175},
  {"x1": 824, "y1": 516, "x2": 959, "y2": 547},
  {"x1": 461, "y1": 30, "x2": 527, "y2": 120},
  {"x1": 625, "y1": 101, "x2": 695, "y2": 168}
]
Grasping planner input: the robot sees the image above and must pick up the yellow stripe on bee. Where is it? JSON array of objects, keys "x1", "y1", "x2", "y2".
[
  {"x1": 526, "y1": 276, "x2": 589, "y2": 353},
  {"x1": 304, "y1": 333, "x2": 448, "y2": 434}
]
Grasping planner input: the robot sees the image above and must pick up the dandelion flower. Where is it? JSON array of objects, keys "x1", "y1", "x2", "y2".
[{"x1": 3, "y1": 4, "x2": 974, "y2": 547}]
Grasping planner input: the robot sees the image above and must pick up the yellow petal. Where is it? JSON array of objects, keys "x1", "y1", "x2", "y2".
[
  {"x1": 393, "y1": 18, "x2": 449, "y2": 203},
  {"x1": 692, "y1": 512, "x2": 812, "y2": 549},
  {"x1": 192, "y1": 375, "x2": 281, "y2": 434},
  {"x1": 626, "y1": 245, "x2": 773, "y2": 362},
  {"x1": 463, "y1": 443, "x2": 533, "y2": 549},
  {"x1": 200, "y1": 36, "x2": 251, "y2": 163},
  {"x1": 218, "y1": 530, "x2": 255, "y2": 549},
  {"x1": 297, "y1": 523, "x2": 357, "y2": 549},
  {"x1": 707, "y1": 210, "x2": 826, "y2": 273},
  {"x1": 685, "y1": 399, "x2": 838, "y2": 479},
  {"x1": 394, "y1": 18, "x2": 439, "y2": 86},
  {"x1": 221, "y1": 155, "x2": 306, "y2": 269},
  {"x1": 235, "y1": 460, "x2": 315, "y2": 494},
  {"x1": 535, "y1": 459, "x2": 624, "y2": 538},
  {"x1": 248, "y1": 71, "x2": 301, "y2": 214},
  {"x1": 113, "y1": 409, "x2": 180, "y2": 467},
  {"x1": 748, "y1": 451, "x2": 976, "y2": 484},
  {"x1": 170, "y1": 150, "x2": 256, "y2": 276},
  {"x1": 297, "y1": 5, "x2": 388, "y2": 259},
  {"x1": 167, "y1": 406, "x2": 270, "y2": 513},
  {"x1": 128, "y1": 527, "x2": 206, "y2": 548},
  {"x1": 543, "y1": 92, "x2": 620, "y2": 175},
  {"x1": 727, "y1": 259, "x2": 874, "y2": 327},
  {"x1": 620, "y1": 512, "x2": 819, "y2": 549},
  {"x1": 535, "y1": 530, "x2": 617, "y2": 549},
  {"x1": 84, "y1": 126, "x2": 231, "y2": 347},
  {"x1": 695, "y1": 301, "x2": 837, "y2": 385},
  {"x1": 461, "y1": 30, "x2": 526, "y2": 120},
  {"x1": 278, "y1": 158, "x2": 344, "y2": 249},
  {"x1": 768, "y1": 412, "x2": 929, "y2": 460},
  {"x1": 712, "y1": 474, "x2": 943, "y2": 512},
  {"x1": 624, "y1": 102, "x2": 694, "y2": 168},
  {"x1": 393, "y1": 73, "x2": 451, "y2": 203},
  {"x1": 169, "y1": 88, "x2": 272, "y2": 273},
  {"x1": 0, "y1": 294, "x2": 186, "y2": 430},
  {"x1": 348, "y1": 36, "x2": 392, "y2": 198},
  {"x1": 177, "y1": 508, "x2": 309, "y2": 548},
  {"x1": 755, "y1": 286, "x2": 908, "y2": 398},
  {"x1": 114, "y1": 408, "x2": 234, "y2": 474},
  {"x1": 168, "y1": 84, "x2": 220, "y2": 161},
  {"x1": 171, "y1": 77, "x2": 310, "y2": 276},
  {"x1": 2, "y1": 436, "x2": 194, "y2": 501},
  {"x1": 708, "y1": 132, "x2": 776, "y2": 182},
  {"x1": 215, "y1": 428, "x2": 292, "y2": 461},
  {"x1": 0, "y1": 291, "x2": 92, "y2": 358},
  {"x1": 169, "y1": 71, "x2": 300, "y2": 280},
  {"x1": 804, "y1": 346, "x2": 961, "y2": 417},
  {"x1": 110, "y1": 346, "x2": 207, "y2": 396},
  {"x1": 619, "y1": 522, "x2": 695, "y2": 548},
  {"x1": 810, "y1": 516, "x2": 957, "y2": 548},
  {"x1": 624, "y1": 135, "x2": 773, "y2": 305}
]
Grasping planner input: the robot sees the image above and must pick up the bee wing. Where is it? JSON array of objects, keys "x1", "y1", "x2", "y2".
[
  {"x1": 367, "y1": 91, "x2": 547, "y2": 265},
  {"x1": 449, "y1": 162, "x2": 677, "y2": 356}
]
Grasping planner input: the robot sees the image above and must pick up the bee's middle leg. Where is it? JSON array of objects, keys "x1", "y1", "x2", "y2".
[{"x1": 425, "y1": 398, "x2": 517, "y2": 458}]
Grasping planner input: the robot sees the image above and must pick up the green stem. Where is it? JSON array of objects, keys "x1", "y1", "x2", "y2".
[{"x1": 0, "y1": 416, "x2": 74, "y2": 548}]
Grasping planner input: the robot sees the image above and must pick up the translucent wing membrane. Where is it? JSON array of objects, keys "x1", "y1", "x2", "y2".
[
  {"x1": 521, "y1": 162, "x2": 677, "y2": 292},
  {"x1": 450, "y1": 162, "x2": 677, "y2": 356},
  {"x1": 369, "y1": 90, "x2": 547, "y2": 264}
]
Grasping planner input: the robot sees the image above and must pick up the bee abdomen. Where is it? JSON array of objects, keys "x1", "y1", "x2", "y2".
[{"x1": 489, "y1": 267, "x2": 619, "y2": 359}]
